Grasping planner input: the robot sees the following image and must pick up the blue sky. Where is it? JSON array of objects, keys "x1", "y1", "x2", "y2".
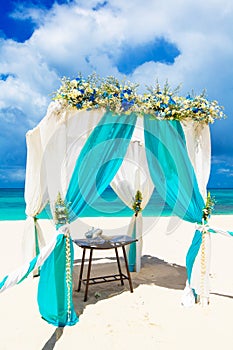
[{"x1": 0, "y1": 0, "x2": 232, "y2": 188}]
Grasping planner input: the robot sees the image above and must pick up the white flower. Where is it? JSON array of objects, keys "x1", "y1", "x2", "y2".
[{"x1": 70, "y1": 80, "x2": 78, "y2": 88}]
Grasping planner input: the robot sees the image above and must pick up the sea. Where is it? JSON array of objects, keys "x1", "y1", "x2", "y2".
[{"x1": 0, "y1": 187, "x2": 233, "y2": 221}]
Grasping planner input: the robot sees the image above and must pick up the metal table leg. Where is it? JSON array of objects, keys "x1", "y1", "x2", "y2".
[
  {"x1": 84, "y1": 248, "x2": 93, "y2": 302},
  {"x1": 122, "y1": 245, "x2": 133, "y2": 293},
  {"x1": 77, "y1": 248, "x2": 86, "y2": 292},
  {"x1": 115, "y1": 247, "x2": 124, "y2": 286}
]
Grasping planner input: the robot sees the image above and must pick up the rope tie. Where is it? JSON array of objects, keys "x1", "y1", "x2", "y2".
[
  {"x1": 65, "y1": 234, "x2": 72, "y2": 322},
  {"x1": 196, "y1": 219, "x2": 209, "y2": 305},
  {"x1": 58, "y1": 225, "x2": 72, "y2": 322}
]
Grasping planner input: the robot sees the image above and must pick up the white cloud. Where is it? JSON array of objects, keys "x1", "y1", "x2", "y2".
[
  {"x1": 3, "y1": 1, "x2": 233, "y2": 95},
  {"x1": 217, "y1": 168, "x2": 230, "y2": 174},
  {"x1": 10, "y1": 3, "x2": 47, "y2": 25},
  {"x1": 0, "y1": 166, "x2": 25, "y2": 184},
  {"x1": 0, "y1": 38, "x2": 59, "y2": 124},
  {"x1": 0, "y1": 0, "x2": 233, "y2": 160}
]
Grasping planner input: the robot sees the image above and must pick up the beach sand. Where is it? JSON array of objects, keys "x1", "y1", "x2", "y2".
[{"x1": 0, "y1": 215, "x2": 233, "y2": 350}]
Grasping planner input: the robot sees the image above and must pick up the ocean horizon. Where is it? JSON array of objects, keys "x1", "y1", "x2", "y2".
[{"x1": 0, "y1": 187, "x2": 233, "y2": 221}]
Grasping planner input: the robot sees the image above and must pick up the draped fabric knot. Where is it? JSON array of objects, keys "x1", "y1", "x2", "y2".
[
  {"x1": 58, "y1": 224, "x2": 70, "y2": 238},
  {"x1": 23, "y1": 215, "x2": 46, "y2": 262},
  {"x1": 195, "y1": 221, "x2": 209, "y2": 233}
]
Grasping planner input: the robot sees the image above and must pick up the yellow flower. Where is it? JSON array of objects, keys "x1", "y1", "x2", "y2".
[
  {"x1": 70, "y1": 90, "x2": 79, "y2": 98},
  {"x1": 163, "y1": 96, "x2": 169, "y2": 104},
  {"x1": 86, "y1": 87, "x2": 93, "y2": 93}
]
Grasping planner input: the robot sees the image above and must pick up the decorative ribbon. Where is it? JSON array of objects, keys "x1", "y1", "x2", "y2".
[
  {"x1": 195, "y1": 222, "x2": 233, "y2": 237},
  {"x1": 0, "y1": 235, "x2": 58, "y2": 293}
]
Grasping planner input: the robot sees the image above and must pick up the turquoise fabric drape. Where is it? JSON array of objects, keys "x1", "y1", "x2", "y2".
[
  {"x1": 18, "y1": 256, "x2": 39, "y2": 283},
  {"x1": 208, "y1": 228, "x2": 233, "y2": 235},
  {"x1": 0, "y1": 253, "x2": 40, "y2": 291},
  {"x1": 186, "y1": 230, "x2": 202, "y2": 282},
  {"x1": 0, "y1": 276, "x2": 8, "y2": 289},
  {"x1": 144, "y1": 116, "x2": 205, "y2": 223},
  {"x1": 128, "y1": 220, "x2": 137, "y2": 272},
  {"x1": 66, "y1": 110, "x2": 137, "y2": 221},
  {"x1": 38, "y1": 110, "x2": 136, "y2": 327},
  {"x1": 144, "y1": 116, "x2": 205, "y2": 285},
  {"x1": 186, "y1": 228, "x2": 233, "y2": 284},
  {"x1": 37, "y1": 234, "x2": 78, "y2": 326}
]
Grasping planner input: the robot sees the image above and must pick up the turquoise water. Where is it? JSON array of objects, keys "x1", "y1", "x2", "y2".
[{"x1": 0, "y1": 187, "x2": 232, "y2": 221}]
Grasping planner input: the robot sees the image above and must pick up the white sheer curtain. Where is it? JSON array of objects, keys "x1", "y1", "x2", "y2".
[
  {"x1": 23, "y1": 100, "x2": 105, "y2": 261},
  {"x1": 23, "y1": 123, "x2": 49, "y2": 263},
  {"x1": 181, "y1": 121, "x2": 211, "y2": 305},
  {"x1": 181, "y1": 121, "x2": 211, "y2": 199},
  {"x1": 111, "y1": 138, "x2": 154, "y2": 272}
]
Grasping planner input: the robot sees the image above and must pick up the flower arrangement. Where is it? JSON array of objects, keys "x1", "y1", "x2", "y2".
[
  {"x1": 132, "y1": 190, "x2": 143, "y2": 217},
  {"x1": 98, "y1": 76, "x2": 140, "y2": 115},
  {"x1": 179, "y1": 91, "x2": 225, "y2": 124},
  {"x1": 54, "y1": 73, "x2": 140, "y2": 115},
  {"x1": 54, "y1": 73, "x2": 100, "y2": 111},
  {"x1": 53, "y1": 73, "x2": 226, "y2": 124},
  {"x1": 143, "y1": 80, "x2": 183, "y2": 120},
  {"x1": 54, "y1": 192, "x2": 70, "y2": 226},
  {"x1": 202, "y1": 191, "x2": 216, "y2": 221}
]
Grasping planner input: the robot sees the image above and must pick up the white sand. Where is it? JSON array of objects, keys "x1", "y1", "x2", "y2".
[{"x1": 0, "y1": 215, "x2": 233, "y2": 350}]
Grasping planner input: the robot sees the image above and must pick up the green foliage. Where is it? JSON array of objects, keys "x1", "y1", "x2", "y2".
[
  {"x1": 132, "y1": 190, "x2": 143, "y2": 217},
  {"x1": 202, "y1": 191, "x2": 216, "y2": 221}
]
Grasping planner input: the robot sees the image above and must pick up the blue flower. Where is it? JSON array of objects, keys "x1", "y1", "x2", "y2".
[
  {"x1": 121, "y1": 98, "x2": 134, "y2": 111},
  {"x1": 76, "y1": 103, "x2": 83, "y2": 109},
  {"x1": 89, "y1": 94, "x2": 95, "y2": 102},
  {"x1": 123, "y1": 89, "x2": 132, "y2": 94},
  {"x1": 169, "y1": 97, "x2": 176, "y2": 105}
]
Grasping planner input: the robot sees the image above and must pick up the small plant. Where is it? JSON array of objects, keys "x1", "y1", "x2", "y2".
[
  {"x1": 132, "y1": 190, "x2": 143, "y2": 217},
  {"x1": 54, "y1": 192, "x2": 69, "y2": 226},
  {"x1": 94, "y1": 292, "x2": 101, "y2": 299},
  {"x1": 202, "y1": 191, "x2": 216, "y2": 221}
]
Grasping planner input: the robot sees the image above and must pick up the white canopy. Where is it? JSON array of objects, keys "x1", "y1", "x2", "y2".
[
  {"x1": 1, "y1": 85, "x2": 231, "y2": 327},
  {"x1": 23, "y1": 101, "x2": 211, "y2": 297}
]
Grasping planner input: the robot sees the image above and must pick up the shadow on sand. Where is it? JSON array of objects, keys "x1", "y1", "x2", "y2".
[
  {"x1": 42, "y1": 327, "x2": 64, "y2": 350},
  {"x1": 42, "y1": 254, "x2": 187, "y2": 349},
  {"x1": 72, "y1": 254, "x2": 187, "y2": 316}
]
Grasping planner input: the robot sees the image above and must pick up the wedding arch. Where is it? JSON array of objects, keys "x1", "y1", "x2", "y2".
[{"x1": 1, "y1": 75, "x2": 232, "y2": 327}]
